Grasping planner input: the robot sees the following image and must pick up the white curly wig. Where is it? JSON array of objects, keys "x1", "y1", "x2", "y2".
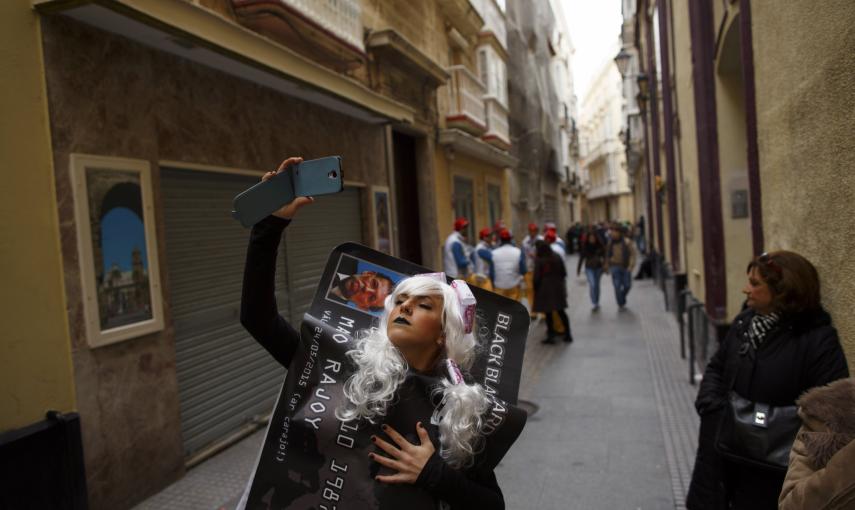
[{"x1": 335, "y1": 275, "x2": 491, "y2": 468}]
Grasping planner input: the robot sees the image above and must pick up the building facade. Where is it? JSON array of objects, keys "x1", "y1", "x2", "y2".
[
  {"x1": 625, "y1": 0, "x2": 855, "y2": 375},
  {"x1": 3, "y1": 0, "x2": 517, "y2": 507},
  {"x1": 505, "y1": 0, "x2": 579, "y2": 237},
  {"x1": 435, "y1": 0, "x2": 517, "y2": 255},
  {"x1": 580, "y1": 61, "x2": 633, "y2": 224}
]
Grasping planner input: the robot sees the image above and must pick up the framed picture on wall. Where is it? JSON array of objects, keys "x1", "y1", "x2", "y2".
[
  {"x1": 369, "y1": 186, "x2": 393, "y2": 255},
  {"x1": 70, "y1": 154, "x2": 164, "y2": 348}
]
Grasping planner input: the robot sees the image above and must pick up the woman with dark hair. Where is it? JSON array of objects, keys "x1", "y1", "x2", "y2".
[
  {"x1": 576, "y1": 227, "x2": 606, "y2": 311},
  {"x1": 533, "y1": 240, "x2": 572, "y2": 344},
  {"x1": 686, "y1": 251, "x2": 849, "y2": 510}
]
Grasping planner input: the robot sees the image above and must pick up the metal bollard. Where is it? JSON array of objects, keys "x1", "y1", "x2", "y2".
[
  {"x1": 678, "y1": 289, "x2": 692, "y2": 360},
  {"x1": 686, "y1": 302, "x2": 705, "y2": 385}
]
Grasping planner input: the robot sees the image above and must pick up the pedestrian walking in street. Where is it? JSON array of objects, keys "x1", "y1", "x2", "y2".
[
  {"x1": 533, "y1": 240, "x2": 572, "y2": 344},
  {"x1": 544, "y1": 229, "x2": 568, "y2": 334},
  {"x1": 686, "y1": 250, "x2": 849, "y2": 510},
  {"x1": 521, "y1": 222, "x2": 543, "y2": 318},
  {"x1": 544, "y1": 222, "x2": 567, "y2": 255},
  {"x1": 576, "y1": 228, "x2": 606, "y2": 311},
  {"x1": 634, "y1": 216, "x2": 647, "y2": 255},
  {"x1": 491, "y1": 228, "x2": 526, "y2": 302},
  {"x1": 240, "y1": 158, "x2": 522, "y2": 509},
  {"x1": 443, "y1": 217, "x2": 471, "y2": 278},
  {"x1": 778, "y1": 377, "x2": 855, "y2": 509},
  {"x1": 605, "y1": 224, "x2": 635, "y2": 310},
  {"x1": 565, "y1": 222, "x2": 582, "y2": 255}
]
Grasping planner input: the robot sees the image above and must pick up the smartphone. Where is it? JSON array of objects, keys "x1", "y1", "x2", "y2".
[{"x1": 231, "y1": 156, "x2": 343, "y2": 228}]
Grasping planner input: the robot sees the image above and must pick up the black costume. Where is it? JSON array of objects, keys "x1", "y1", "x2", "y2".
[
  {"x1": 240, "y1": 215, "x2": 506, "y2": 509},
  {"x1": 686, "y1": 307, "x2": 849, "y2": 509}
]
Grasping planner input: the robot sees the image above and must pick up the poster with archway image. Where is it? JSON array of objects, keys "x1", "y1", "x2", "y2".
[
  {"x1": 370, "y1": 186, "x2": 392, "y2": 255},
  {"x1": 71, "y1": 154, "x2": 164, "y2": 348}
]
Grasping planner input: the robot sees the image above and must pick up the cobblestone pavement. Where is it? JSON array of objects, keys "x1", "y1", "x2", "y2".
[{"x1": 135, "y1": 255, "x2": 700, "y2": 510}]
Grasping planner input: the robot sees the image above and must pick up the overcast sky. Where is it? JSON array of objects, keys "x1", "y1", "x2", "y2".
[{"x1": 563, "y1": 0, "x2": 623, "y2": 101}]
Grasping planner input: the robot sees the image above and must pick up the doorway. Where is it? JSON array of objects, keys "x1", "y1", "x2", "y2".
[{"x1": 392, "y1": 131, "x2": 422, "y2": 264}]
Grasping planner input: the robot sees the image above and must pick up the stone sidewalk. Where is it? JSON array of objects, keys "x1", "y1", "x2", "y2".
[{"x1": 135, "y1": 255, "x2": 700, "y2": 510}]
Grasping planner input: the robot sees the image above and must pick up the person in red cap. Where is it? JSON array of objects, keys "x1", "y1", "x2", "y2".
[
  {"x1": 521, "y1": 222, "x2": 543, "y2": 318},
  {"x1": 468, "y1": 227, "x2": 495, "y2": 291},
  {"x1": 544, "y1": 226, "x2": 567, "y2": 255},
  {"x1": 443, "y1": 217, "x2": 471, "y2": 278},
  {"x1": 491, "y1": 228, "x2": 526, "y2": 302}
]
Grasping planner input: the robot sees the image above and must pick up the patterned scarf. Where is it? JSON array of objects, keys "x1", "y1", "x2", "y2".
[{"x1": 746, "y1": 311, "x2": 781, "y2": 351}]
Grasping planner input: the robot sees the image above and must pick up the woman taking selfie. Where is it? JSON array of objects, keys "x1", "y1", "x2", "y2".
[
  {"x1": 686, "y1": 251, "x2": 849, "y2": 509},
  {"x1": 239, "y1": 157, "x2": 513, "y2": 509}
]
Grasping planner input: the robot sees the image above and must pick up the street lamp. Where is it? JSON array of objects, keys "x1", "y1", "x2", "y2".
[
  {"x1": 614, "y1": 48, "x2": 631, "y2": 78},
  {"x1": 636, "y1": 92, "x2": 648, "y2": 115},
  {"x1": 636, "y1": 73, "x2": 649, "y2": 97}
]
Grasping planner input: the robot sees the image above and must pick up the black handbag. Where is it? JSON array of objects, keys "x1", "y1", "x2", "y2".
[
  {"x1": 715, "y1": 391, "x2": 800, "y2": 471},
  {"x1": 714, "y1": 341, "x2": 802, "y2": 472}
]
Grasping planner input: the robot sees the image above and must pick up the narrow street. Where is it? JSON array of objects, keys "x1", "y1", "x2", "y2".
[
  {"x1": 497, "y1": 254, "x2": 699, "y2": 509},
  {"x1": 137, "y1": 254, "x2": 701, "y2": 510}
]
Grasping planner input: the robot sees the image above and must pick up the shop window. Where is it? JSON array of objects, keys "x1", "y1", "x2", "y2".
[
  {"x1": 487, "y1": 183, "x2": 502, "y2": 228},
  {"x1": 453, "y1": 176, "x2": 476, "y2": 241}
]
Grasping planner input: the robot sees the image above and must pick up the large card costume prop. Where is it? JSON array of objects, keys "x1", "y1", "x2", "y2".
[{"x1": 239, "y1": 244, "x2": 529, "y2": 509}]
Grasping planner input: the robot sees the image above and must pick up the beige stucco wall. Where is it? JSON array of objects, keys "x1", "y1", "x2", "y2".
[
  {"x1": 669, "y1": 0, "x2": 705, "y2": 301},
  {"x1": 751, "y1": 0, "x2": 855, "y2": 370},
  {"x1": 0, "y1": 0, "x2": 77, "y2": 433},
  {"x1": 41, "y1": 15, "x2": 387, "y2": 508},
  {"x1": 715, "y1": 13, "x2": 753, "y2": 321}
]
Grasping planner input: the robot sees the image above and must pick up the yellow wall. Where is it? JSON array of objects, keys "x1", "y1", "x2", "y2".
[
  {"x1": 715, "y1": 12, "x2": 753, "y2": 320},
  {"x1": 670, "y1": 0, "x2": 706, "y2": 301},
  {"x1": 434, "y1": 149, "x2": 511, "y2": 250},
  {"x1": 0, "y1": 0, "x2": 76, "y2": 431},
  {"x1": 751, "y1": 0, "x2": 855, "y2": 370}
]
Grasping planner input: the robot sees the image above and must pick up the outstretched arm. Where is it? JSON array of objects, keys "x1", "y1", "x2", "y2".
[
  {"x1": 240, "y1": 216, "x2": 300, "y2": 367},
  {"x1": 239, "y1": 157, "x2": 313, "y2": 367}
]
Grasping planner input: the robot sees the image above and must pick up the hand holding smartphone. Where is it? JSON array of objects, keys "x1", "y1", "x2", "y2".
[{"x1": 232, "y1": 156, "x2": 343, "y2": 227}]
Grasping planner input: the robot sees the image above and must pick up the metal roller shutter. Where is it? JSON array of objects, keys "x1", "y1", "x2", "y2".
[
  {"x1": 162, "y1": 169, "x2": 363, "y2": 457},
  {"x1": 162, "y1": 168, "x2": 288, "y2": 457},
  {"x1": 283, "y1": 188, "x2": 363, "y2": 323}
]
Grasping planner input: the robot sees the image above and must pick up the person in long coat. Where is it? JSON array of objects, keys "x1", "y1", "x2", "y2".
[
  {"x1": 532, "y1": 240, "x2": 572, "y2": 344},
  {"x1": 686, "y1": 251, "x2": 849, "y2": 510}
]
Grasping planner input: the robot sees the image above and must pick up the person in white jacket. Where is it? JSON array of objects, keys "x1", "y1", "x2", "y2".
[
  {"x1": 471, "y1": 227, "x2": 495, "y2": 284},
  {"x1": 521, "y1": 223, "x2": 543, "y2": 317},
  {"x1": 443, "y1": 217, "x2": 471, "y2": 278},
  {"x1": 491, "y1": 228, "x2": 527, "y2": 302}
]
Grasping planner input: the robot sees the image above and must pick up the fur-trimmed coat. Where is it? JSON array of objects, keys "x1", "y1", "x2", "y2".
[{"x1": 779, "y1": 377, "x2": 855, "y2": 509}]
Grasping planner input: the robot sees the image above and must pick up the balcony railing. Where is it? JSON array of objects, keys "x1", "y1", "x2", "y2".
[
  {"x1": 291, "y1": 0, "x2": 362, "y2": 50},
  {"x1": 234, "y1": 0, "x2": 364, "y2": 52},
  {"x1": 446, "y1": 65, "x2": 487, "y2": 135},
  {"x1": 483, "y1": 97, "x2": 510, "y2": 149},
  {"x1": 471, "y1": 0, "x2": 507, "y2": 50}
]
